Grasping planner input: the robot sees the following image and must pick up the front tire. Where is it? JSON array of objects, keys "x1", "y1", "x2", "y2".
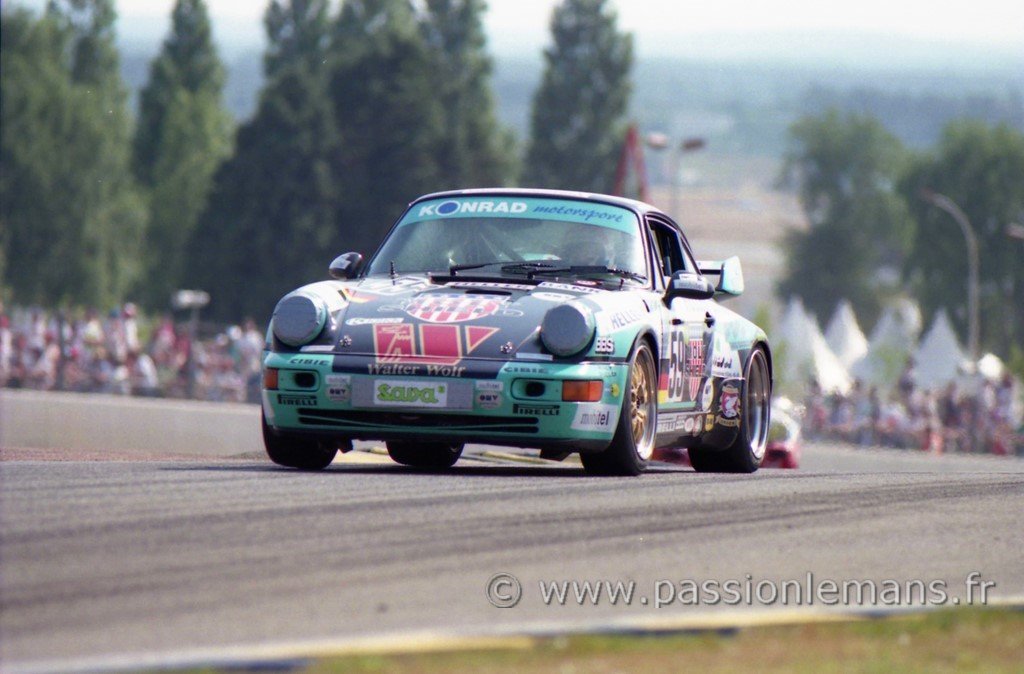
[
  {"x1": 386, "y1": 441, "x2": 463, "y2": 468},
  {"x1": 581, "y1": 341, "x2": 657, "y2": 476},
  {"x1": 262, "y1": 412, "x2": 338, "y2": 470},
  {"x1": 691, "y1": 347, "x2": 771, "y2": 473}
]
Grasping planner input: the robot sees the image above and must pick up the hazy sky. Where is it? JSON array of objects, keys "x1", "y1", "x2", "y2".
[{"x1": 13, "y1": 0, "x2": 1024, "y2": 61}]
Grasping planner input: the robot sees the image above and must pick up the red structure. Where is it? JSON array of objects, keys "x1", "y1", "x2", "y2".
[{"x1": 613, "y1": 123, "x2": 649, "y2": 202}]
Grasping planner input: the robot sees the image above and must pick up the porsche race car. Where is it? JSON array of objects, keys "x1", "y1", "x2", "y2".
[{"x1": 262, "y1": 189, "x2": 773, "y2": 475}]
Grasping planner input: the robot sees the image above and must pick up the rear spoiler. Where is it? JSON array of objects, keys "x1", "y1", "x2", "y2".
[{"x1": 696, "y1": 256, "x2": 744, "y2": 296}]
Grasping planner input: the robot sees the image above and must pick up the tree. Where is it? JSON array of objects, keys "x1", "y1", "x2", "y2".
[
  {"x1": 901, "y1": 120, "x2": 1024, "y2": 356},
  {"x1": 777, "y1": 109, "x2": 912, "y2": 327},
  {"x1": 523, "y1": 0, "x2": 633, "y2": 193},
  {"x1": 421, "y1": 0, "x2": 515, "y2": 187},
  {"x1": 263, "y1": 0, "x2": 331, "y2": 79},
  {"x1": 132, "y1": 0, "x2": 231, "y2": 309},
  {"x1": 1, "y1": 3, "x2": 144, "y2": 307},
  {"x1": 185, "y1": 0, "x2": 337, "y2": 321},
  {"x1": 328, "y1": 0, "x2": 446, "y2": 250}
]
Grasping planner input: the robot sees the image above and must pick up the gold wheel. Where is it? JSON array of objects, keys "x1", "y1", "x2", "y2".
[{"x1": 630, "y1": 346, "x2": 657, "y2": 460}]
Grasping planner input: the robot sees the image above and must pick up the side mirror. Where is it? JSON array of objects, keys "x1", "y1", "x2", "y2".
[
  {"x1": 329, "y1": 252, "x2": 363, "y2": 280},
  {"x1": 665, "y1": 271, "x2": 715, "y2": 304},
  {"x1": 717, "y1": 256, "x2": 744, "y2": 296},
  {"x1": 696, "y1": 256, "x2": 745, "y2": 297}
]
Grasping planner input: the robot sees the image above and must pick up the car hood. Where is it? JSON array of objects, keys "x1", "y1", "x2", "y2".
[{"x1": 344, "y1": 274, "x2": 598, "y2": 349}]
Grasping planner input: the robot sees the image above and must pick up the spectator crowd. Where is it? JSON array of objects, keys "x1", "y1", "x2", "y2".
[
  {"x1": 0, "y1": 304, "x2": 264, "y2": 403},
  {"x1": 801, "y1": 359, "x2": 1022, "y2": 457},
  {"x1": 3, "y1": 304, "x2": 1022, "y2": 457}
]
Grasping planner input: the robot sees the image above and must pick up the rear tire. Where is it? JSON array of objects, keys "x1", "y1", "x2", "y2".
[
  {"x1": 581, "y1": 341, "x2": 657, "y2": 476},
  {"x1": 690, "y1": 347, "x2": 771, "y2": 473},
  {"x1": 262, "y1": 412, "x2": 338, "y2": 470},
  {"x1": 386, "y1": 441, "x2": 463, "y2": 468}
]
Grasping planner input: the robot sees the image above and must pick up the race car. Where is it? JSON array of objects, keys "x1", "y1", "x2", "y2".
[{"x1": 261, "y1": 188, "x2": 773, "y2": 475}]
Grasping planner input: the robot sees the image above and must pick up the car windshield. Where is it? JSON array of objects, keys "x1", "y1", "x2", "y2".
[{"x1": 366, "y1": 196, "x2": 647, "y2": 281}]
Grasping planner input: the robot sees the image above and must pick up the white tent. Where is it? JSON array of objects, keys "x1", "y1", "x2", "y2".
[
  {"x1": 825, "y1": 299, "x2": 868, "y2": 370},
  {"x1": 977, "y1": 353, "x2": 1005, "y2": 381},
  {"x1": 914, "y1": 309, "x2": 968, "y2": 390},
  {"x1": 851, "y1": 298, "x2": 922, "y2": 386},
  {"x1": 775, "y1": 297, "x2": 852, "y2": 394}
]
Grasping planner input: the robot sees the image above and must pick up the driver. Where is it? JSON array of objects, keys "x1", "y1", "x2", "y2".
[{"x1": 572, "y1": 234, "x2": 614, "y2": 267}]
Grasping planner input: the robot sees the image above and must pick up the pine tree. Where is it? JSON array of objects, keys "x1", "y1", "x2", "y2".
[
  {"x1": 132, "y1": 0, "x2": 231, "y2": 309},
  {"x1": 523, "y1": 0, "x2": 633, "y2": 193},
  {"x1": 329, "y1": 0, "x2": 446, "y2": 250},
  {"x1": 421, "y1": 0, "x2": 515, "y2": 187},
  {"x1": 1, "y1": 3, "x2": 144, "y2": 307},
  {"x1": 186, "y1": 0, "x2": 337, "y2": 321},
  {"x1": 264, "y1": 0, "x2": 331, "y2": 79}
]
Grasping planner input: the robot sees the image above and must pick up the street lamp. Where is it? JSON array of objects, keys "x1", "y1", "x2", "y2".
[
  {"x1": 919, "y1": 189, "x2": 980, "y2": 362},
  {"x1": 669, "y1": 137, "x2": 706, "y2": 219},
  {"x1": 172, "y1": 289, "x2": 210, "y2": 399},
  {"x1": 638, "y1": 132, "x2": 706, "y2": 216}
]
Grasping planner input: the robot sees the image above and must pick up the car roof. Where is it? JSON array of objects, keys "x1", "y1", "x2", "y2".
[{"x1": 409, "y1": 187, "x2": 666, "y2": 218}]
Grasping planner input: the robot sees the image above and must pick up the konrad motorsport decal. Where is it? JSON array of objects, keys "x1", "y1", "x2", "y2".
[{"x1": 400, "y1": 197, "x2": 641, "y2": 235}]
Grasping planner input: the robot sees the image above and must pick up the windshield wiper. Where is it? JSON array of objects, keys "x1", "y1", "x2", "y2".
[
  {"x1": 530, "y1": 265, "x2": 647, "y2": 283},
  {"x1": 449, "y1": 261, "x2": 555, "y2": 275}
]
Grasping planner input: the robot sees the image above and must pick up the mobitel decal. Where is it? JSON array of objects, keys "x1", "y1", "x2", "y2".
[
  {"x1": 372, "y1": 323, "x2": 499, "y2": 373},
  {"x1": 716, "y1": 382, "x2": 741, "y2": 427},
  {"x1": 405, "y1": 294, "x2": 505, "y2": 324},
  {"x1": 571, "y1": 404, "x2": 619, "y2": 431}
]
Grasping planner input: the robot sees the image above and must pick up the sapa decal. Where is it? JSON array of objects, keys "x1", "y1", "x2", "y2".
[{"x1": 373, "y1": 381, "x2": 448, "y2": 408}]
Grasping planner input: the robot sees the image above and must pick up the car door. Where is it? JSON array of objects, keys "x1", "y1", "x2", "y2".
[{"x1": 647, "y1": 215, "x2": 713, "y2": 413}]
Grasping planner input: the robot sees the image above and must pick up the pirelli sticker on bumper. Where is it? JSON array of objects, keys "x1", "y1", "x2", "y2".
[{"x1": 278, "y1": 393, "x2": 317, "y2": 407}]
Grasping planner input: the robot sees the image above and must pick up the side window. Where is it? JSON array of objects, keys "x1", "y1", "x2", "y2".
[{"x1": 647, "y1": 218, "x2": 689, "y2": 277}]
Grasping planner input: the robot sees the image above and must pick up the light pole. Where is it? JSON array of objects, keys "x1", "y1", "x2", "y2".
[
  {"x1": 920, "y1": 189, "x2": 980, "y2": 363},
  {"x1": 641, "y1": 133, "x2": 706, "y2": 217},
  {"x1": 172, "y1": 289, "x2": 210, "y2": 399},
  {"x1": 669, "y1": 137, "x2": 706, "y2": 220}
]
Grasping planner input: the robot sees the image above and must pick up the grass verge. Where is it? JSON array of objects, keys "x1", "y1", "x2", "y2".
[{"x1": 182, "y1": 606, "x2": 1024, "y2": 674}]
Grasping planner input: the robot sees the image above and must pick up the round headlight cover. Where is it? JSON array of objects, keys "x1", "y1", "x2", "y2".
[
  {"x1": 273, "y1": 292, "x2": 328, "y2": 346},
  {"x1": 540, "y1": 302, "x2": 596, "y2": 356}
]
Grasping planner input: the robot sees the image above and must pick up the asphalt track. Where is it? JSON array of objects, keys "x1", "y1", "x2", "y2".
[{"x1": 2, "y1": 442, "x2": 1024, "y2": 671}]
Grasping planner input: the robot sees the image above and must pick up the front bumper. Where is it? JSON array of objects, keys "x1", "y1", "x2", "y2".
[{"x1": 262, "y1": 352, "x2": 629, "y2": 452}]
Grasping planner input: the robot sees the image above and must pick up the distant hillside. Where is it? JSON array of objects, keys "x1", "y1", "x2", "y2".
[{"x1": 121, "y1": 47, "x2": 1024, "y2": 163}]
